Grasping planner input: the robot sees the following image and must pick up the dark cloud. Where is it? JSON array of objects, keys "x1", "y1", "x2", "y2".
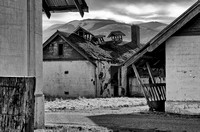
[
  {"x1": 43, "y1": 0, "x2": 198, "y2": 29},
  {"x1": 86, "y1": 0, "x2": 196, "y2": 10},
  {"x1": 84, "y1": 0, "x2": 198, "y2": 24}
]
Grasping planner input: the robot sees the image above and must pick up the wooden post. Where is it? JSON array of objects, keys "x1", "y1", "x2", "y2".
[
  {"x1": 146, "y1": 62, "x2": 161, "y2": 101},
  {"x1": 121, "y1": 66, "x2": 127, "y2": 96},
  {"x1": 132, "y1": 64, "x2": 149, "y2": 101},
  {"x1": 146, "y1": 62, "x2": 156, "y2": 83}
]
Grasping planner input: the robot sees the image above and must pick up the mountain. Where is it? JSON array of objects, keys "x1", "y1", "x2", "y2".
[{"x1": 43, "y1": 19, "x2": 167, "y2": 44}]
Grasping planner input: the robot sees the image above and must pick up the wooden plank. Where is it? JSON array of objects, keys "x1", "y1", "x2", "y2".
[
  {"x1": 146, "y1": 62, "x2": 156, "y2": 83},
  {"x1": 157, "y1": 86, "x2": 164, "y2": 100},
  {"x1": 146, "y1": 63, "x2": 161, "y2": 101},
  {"x1": 42, "y1": 0, "x2": 51, "y2": 18},
  {"x1": 159, "y1": 85, "x2": 165, "y2": 100},
  {"x1": 147, "y1": 86, "x2": 154, "y2": 101},
  {"x1": 152, "y1": 86, "x2": 160, "y2": 100},
  {"x1": 0, "y1": 77, "x2": 35, "y2": 132},
  {"x1": 74, "y1": 0, "x2": 84, "y2": 17},
  {"x1": 143, "y1": 85, "x2": 152, "y2": 101},
  {"x1": 161, "y1": 86, "x2": 166, "y2": 100},
  {"x1": 132, "y1": 64, "x2": 149, "y2": 102}
]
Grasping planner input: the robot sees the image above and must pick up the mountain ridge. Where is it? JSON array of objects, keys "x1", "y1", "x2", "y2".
[{"x1": 43, "y1": 19, "x2": 167, "y2": 44}]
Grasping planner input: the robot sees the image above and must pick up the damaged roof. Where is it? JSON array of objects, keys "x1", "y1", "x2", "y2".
[
  {"x1": 92, "y1": 35, "x2": 106, "y2": 38},
  {"x1": 99, "y1": 41, "x2": 139, "y2": 63},
  {"x1": 74, "y1": 26, "x2": 94, "y2": 35},
  {"x1": 107, "y1": 31, "x2": 126, "y2": 38},
  {"x1": 43, "y1": 31, "x2": 113, "y2": 65},
  {"x1": 43, "y1": 0, "x2": 89, "y2": 18}
]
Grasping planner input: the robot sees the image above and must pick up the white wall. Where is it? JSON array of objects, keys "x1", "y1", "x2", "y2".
[
  {"x1": 0, "y1": 0, "x2": 28, "y2": 75},
  {"x1": 0, "y1": 0, "x2": 44, "y2": 128},
  {"x1": 166, "y1": 36, "x2": 200, "y2": 101},
  {"x1": 43, "y1": 61, "x2": 96, "y2": 98}
]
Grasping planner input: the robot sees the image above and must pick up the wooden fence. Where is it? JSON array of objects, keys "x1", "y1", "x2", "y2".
[
  {"x1": 0, "y1": 77, "x2": 35, "y2": 132},
  {"x1": 143, "y1": 83, "x2": 166, "y2": 102}
]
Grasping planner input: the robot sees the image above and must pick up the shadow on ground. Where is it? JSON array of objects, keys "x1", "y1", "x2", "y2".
[{"x1": 87, "y1": 112, "x2": 200, "y2": 132}]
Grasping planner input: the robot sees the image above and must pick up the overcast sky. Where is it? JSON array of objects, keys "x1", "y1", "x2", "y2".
[{"x1": 43, "y1": 0, "x2": 197, "y2": 29}]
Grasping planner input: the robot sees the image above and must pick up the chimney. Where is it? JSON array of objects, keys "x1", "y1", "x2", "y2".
[{"x1": 131, "y1": 25, "x2": 140, "y2": 49}]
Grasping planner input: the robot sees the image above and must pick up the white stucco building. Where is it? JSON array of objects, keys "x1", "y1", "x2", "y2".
[
  {"x1": 123, "y1": 1, "x2": 200, "y2": 113},
  {"x1": 43, "y1": 31, "x2": 113, "y2": 98}
]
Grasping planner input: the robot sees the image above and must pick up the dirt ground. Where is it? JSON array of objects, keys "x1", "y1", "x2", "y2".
[{"x1": 35, "y1": 98, "x2": 200, "y2": 132}]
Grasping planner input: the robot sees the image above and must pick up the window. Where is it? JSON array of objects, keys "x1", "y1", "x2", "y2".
[{"x1": 58, "y1": 44, "x2": 63, "y2": 56}]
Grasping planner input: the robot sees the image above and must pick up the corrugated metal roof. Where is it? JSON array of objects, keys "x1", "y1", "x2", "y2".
[{"x1": 43, "y1": 0, "x2": 88, "y2": 18}]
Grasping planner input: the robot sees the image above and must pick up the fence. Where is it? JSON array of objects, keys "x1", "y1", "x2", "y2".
[{"x1": 143, "y1": 83, "x2": 166, "y2": 111}]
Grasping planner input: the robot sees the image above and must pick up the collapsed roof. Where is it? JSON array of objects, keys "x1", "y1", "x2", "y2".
[
  {"x1": 43, "y1": 31, "x2": 113, "y2": 65},
  {"x1": 107, "y1": 31, "x2": 126, "y2": 38}
]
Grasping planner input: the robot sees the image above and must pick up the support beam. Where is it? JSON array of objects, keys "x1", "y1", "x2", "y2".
[
  {"x1": 146, "y1": 62, "x2": 161, "y2": 100},
  {"x1": 132, "y1": 64, "x2": 149, "y2": 101},
  {"x1": 132, "y1": 64, "x2": 142, "y2": 85},
  {"x1": 74, "y1": 0, "x2": 84, "y2": 17},
  {"x1": 121, "y1": 66, "x2": 127, "y2": 96},
  {"x1": 42, "y1": 0, "x2": 51, "y2": 18},
  {"x1": 146, "y1": 62, "x2": 156, "y2": 84}
]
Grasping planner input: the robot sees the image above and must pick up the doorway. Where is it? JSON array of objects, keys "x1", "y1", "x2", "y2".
[{"x1": 110, "y1": 66, "x2": 119, "y2": 97}]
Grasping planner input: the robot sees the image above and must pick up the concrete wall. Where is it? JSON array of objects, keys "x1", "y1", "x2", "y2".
[
  {"x1": 43, "y1": 61, "x2": 96, "y2": 98},
  {"x1": 0, "y1": 0, "x2": 44, "y2": 128},
  {"x1": 166, "y1": 36, "x2": 200, "y2": 101}
]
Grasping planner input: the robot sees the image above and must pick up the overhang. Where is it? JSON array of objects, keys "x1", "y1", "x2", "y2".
[{"x1": 43, "y1": 0, "x2": 89, "y2": 18}]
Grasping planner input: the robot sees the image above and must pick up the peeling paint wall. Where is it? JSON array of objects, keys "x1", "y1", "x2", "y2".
[
  {"x1": 43, "y1": 61, "x2": 96, "y2": 98},
  {"x1": 96, "y1": 61, "x2": 113, "y2": 97},
  {"x1": 166, "y1": 36, "x2": 200, "y2": 101}
]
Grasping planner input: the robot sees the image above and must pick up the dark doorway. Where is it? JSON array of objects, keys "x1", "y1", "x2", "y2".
[{"x1": 110, "y1": 66, "x2": 119, "y2": 97}]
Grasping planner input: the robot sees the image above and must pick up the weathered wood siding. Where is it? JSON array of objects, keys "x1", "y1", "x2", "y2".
[
  {"x1": 0, "y1": 77, "x2": 35, "y2": 132},
  {"x1": 43, "y1": 36, "x2": 85, "y2": 60}
]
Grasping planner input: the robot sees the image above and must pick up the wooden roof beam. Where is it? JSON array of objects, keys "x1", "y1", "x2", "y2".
[
  {"x1": 43, "y1": 0, "x2": 51, "y2": 18},
  {"x1": 74, "y1": 0, "x2": 84, "y2": 17}
]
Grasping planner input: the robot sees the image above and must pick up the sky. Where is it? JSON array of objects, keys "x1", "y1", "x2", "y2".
[{"x1": 43, "y1": 0, "x2": 197, "y2": 30}]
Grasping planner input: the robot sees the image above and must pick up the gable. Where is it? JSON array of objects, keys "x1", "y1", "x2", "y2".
[
  {"x1": 174, "y1": 13, "x2": 200, "y2": 36},
  {"x1": 43, "y1": 36, "x2": 86, "y2": 61},
  {"x1": 123, "y1": 1, "x2": 200, "y2": 67}
]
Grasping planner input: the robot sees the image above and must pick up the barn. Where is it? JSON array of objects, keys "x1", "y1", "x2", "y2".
[{"x1": 43, "y1": 31, "x2": 114, "y2": 98}]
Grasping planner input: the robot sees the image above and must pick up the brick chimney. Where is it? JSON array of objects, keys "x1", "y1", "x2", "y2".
[{"x1": 131, "y1": 25, "x2": 140, "y2": 49}]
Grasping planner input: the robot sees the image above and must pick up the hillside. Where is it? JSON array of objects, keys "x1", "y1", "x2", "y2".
[{"x1": 43, "y1": 19, "x2": 167, "y2": 44}]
